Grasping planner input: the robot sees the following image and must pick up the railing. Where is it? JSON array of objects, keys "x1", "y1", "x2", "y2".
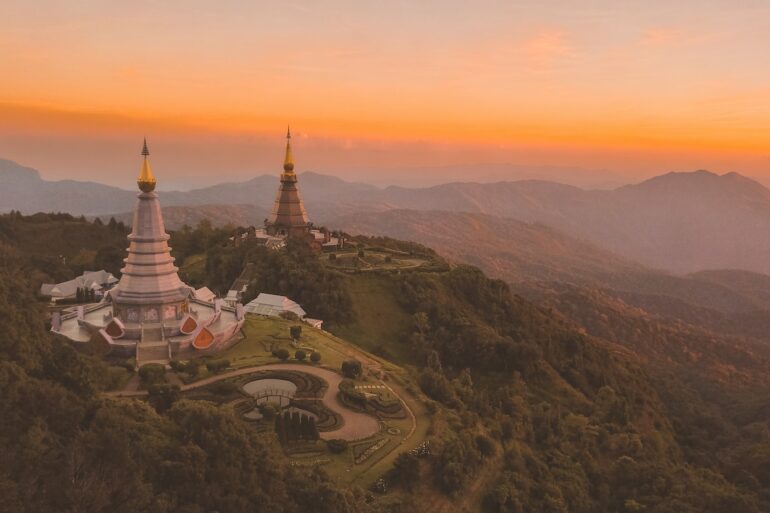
[{"x1": 251, "y1": 389, "x2": 294, "y2": 402}]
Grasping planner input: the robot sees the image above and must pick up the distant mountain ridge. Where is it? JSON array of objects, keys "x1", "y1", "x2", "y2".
[
  {"x1": 5, "y1": 157, "x2": 770, "y2": 274},
  {"x1": 0, "y1": 158, "x2": 377, "y2": 217}
]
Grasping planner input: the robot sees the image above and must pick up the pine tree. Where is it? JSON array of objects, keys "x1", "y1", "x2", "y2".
[
  {"x1": 283, "y1": 411, "x2": 293, "y2": 441},
  {"x1": 291, "y1": 411, "x2": 301, "y2": 441},
  {"x1": 274, "y1": 414, "x2": 286, "y2": 444},
  {"x1": 308, "y1": 416, "x2": 319, "y2": 440}
]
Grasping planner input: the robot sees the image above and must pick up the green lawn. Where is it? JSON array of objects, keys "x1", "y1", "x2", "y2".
[
  {"x1": 214, "y1": 316, "x2": 360, "y2": 372},
  {"x1": 324, "y1": 249, "x2": 429, "y2": 272},
  {"x1": 334, "y1": 274, "x2": 417, "y2": 366}
]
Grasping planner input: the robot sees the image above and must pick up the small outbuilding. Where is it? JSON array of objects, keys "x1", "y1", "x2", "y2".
[
  {"x1": 40, "y1": 270, "x2": 118, "y2": 302},
  {"x1": 244, "y1": 293, "x2": 307, "y2": 319}
]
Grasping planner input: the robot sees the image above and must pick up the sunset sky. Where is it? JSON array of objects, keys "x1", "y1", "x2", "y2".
[{"x1": 1, "y1": 1, "x2": 768, "y2": 189}]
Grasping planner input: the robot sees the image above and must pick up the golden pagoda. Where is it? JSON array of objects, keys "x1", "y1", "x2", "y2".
[{"x1": 266, "y1": 126, "x2": 311, "y2": 238}]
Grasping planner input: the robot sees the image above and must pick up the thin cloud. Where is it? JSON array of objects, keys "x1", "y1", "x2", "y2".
[
  {"x1": 518, "y1": 29, "x2": 575, "y2": 69},
  {"x1": 638, "y1": 27, "x2": 710, "y2": 47}
]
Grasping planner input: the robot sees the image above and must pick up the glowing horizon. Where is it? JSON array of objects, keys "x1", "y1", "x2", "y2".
[{"x1": 1, "y1": 1, "x2": 768, "y2": 188}]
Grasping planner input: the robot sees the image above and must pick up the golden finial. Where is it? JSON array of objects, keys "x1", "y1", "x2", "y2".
[
  {"x1": 137, "y1": 137, "x2": 157, "y2": 192},
  {"x1": 283, "y1": 125, "x2": 295, "y2": 173}
]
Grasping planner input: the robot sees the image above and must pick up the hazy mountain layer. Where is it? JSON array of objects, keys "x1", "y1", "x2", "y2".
[{"x1": 6, "y1": 158, "x2": 770, "y2": 274}]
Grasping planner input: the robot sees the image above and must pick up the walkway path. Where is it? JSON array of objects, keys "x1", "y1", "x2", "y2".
[{"x1": 106, "y1": 363, "x2": 382, "y2": 440}]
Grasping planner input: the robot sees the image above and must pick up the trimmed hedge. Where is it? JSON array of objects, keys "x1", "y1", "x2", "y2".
[
  {"x1": 326, "y1": 439, "x2": 348, "y2": 454},
  {"x1": 205, "y1": 359, "x2": 230, "y2": 373}
]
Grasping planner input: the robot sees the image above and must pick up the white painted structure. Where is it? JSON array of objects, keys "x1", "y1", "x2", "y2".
[
  {"x1": 51, "y1": 141, "x2": 244, "y2": 363},
  {"x1": 244, "y1": 293, "x2": 307, "y2": 318},
  {"x1": 40, "y1": 270, "x2": 118, "y2": 302}
]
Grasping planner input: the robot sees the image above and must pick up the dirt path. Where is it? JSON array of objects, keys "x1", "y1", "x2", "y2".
[
  {"x1": 382, "y1": 380, "x2": 417, "y2": 440},
  {"x1": 105, "y1": 363, "x2": 382, "y2": 440}
]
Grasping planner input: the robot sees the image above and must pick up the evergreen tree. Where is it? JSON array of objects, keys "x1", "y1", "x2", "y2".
[
  {"x1": 308, "y1": 416, "x2": 319, "y2": 440},
  {"x1": 291, "y1": 411, "x2": 301, "y2": 441},
  {"x1": 274, "y1": 414, "x2": 286, "y2": 444},
  {"x1": 283, "y1": 411, "x2": 293, "y2": 441}
]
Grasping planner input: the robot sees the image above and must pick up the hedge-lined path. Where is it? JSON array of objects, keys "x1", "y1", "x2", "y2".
[{"x1": 105, "y1": 363, "x2": 382, "y2": 441}]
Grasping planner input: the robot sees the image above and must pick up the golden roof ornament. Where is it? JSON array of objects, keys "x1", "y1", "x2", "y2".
[
  {"x1": 283, "y1": 125, "x2": 295, "y2": 174},
  {"x1": 137, "y1": 137, "x2": 157, "y2": 192}
]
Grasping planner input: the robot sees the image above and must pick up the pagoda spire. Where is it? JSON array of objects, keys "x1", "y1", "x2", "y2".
[
  {"x1": 137, "y1": 137, "x2": 157, "y2": 192},
  {"x1": 283, "y1": 125, "x2": 295, "y2": 174},
  {"x1": 268, "y1": 125, "x2": 309, "y2": 236}
]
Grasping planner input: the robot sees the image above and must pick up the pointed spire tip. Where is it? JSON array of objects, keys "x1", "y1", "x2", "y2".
[
  {"x1": 138, "y1": 137, "x2": 156, "y2": 192},
  {"x1": 283, "y1": 125, "x2": 295, "y2": 173}
]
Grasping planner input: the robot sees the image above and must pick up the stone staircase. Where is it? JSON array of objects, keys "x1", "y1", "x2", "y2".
[{"x1": 136, "y1": 325, "x2": 170, "y2": 368}]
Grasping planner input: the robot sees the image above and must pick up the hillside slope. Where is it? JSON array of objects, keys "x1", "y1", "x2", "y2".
[{"x1": 336, "y1": 209, "x2": 770, "y2": 348}]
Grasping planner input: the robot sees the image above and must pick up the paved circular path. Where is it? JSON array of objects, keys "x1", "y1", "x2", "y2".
[{"x1": 106, "y1": 363, "x2": 381, "y2": 441}]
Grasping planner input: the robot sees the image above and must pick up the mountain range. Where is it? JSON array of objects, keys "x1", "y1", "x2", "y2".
[{"x1": 4, "y1": 157, "x2": 770, "y2": 275}]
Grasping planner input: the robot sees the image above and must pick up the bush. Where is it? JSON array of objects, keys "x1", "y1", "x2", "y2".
[
  {"x1": 275, "y1": 348, "x2": 290, "y2": 361},
  {"x1": 310, "y1": 351, "x2": 322, "y2": 363},
  {"x1": 329, "y1": 253, "x2": 337, "y2": 261},
  {"x1": 339, "y1": 379, "x2": 367, "y2": 406},
  {"x1": 139, "y1": 363, "x2": 166, "y2": 386},
  {"x1": 391, "y1": 453, "x2": 420, "y2": 490},
  {"x1": 209, "y1": 380, "x2": 237, "y2": 395},
  {"x1": 169, "y1": 360, "x2": 185, "y2": 372},
  {"x1": 341, "y1": 359, "x2": 363, "y2": 379},
  {"x1": 295, "y1": 349, "x2": 307, "y2": 361},
  {"x1": 260, "y1": 402, "x2": 280, "y2": 421},
  {"x1": 327, "y1": 439, "x2": 349, "y2": 454},
  {"x1": 147, "y1": 383, "x2": 179, "y2": 413},
  {"x1": 184, "y1": 360, "x2": 201, "y2": 377},
  {"x1": 205, "y1": 359, "x2": 230, "y2": 374},
  {"x1": 290, "y1": 325, "x2": 302, "y2": 341}
]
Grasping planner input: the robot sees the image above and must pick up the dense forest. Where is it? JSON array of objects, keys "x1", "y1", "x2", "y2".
[
  {"x1": 385, "y1": 267, "x2": 766, "y2": 512},
  {"x1": 2, "y1": 212, "x2": 770, "y2": 512}
]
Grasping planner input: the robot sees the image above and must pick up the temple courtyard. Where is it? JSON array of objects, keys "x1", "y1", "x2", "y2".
[{"x1": 105, "y1": 315, "x2": 430, "y2": 487}]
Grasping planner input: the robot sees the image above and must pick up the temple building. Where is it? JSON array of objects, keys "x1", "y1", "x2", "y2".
[
  {"x1": 52, "y1": 140, "x2": 245, "y2": 366},
  {"x1": 238, "y1": 127, "x2": 343, "y2": 251},
  {"x1": 265, "y1": 127, "x2": 311, "y2": 239}
]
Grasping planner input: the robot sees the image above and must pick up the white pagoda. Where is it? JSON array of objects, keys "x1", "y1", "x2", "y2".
[{"x1": 52, "y1": 140, "x2": 245, "y2": 365}]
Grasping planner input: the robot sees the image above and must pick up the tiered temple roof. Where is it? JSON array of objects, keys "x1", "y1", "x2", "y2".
[
  {"x1": 268, "y1": 127, "x2": 310, "y2": 236},
  {"x1": 51, "y1": 140, "x2": 245, "y2": 362},
  {"x1": 109, "y1": 139, "x2": 191, "y2": 305}
]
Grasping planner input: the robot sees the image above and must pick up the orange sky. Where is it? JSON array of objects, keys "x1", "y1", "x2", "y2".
[{"x1": 0, "y1": 1, "x2": 768, "y2": 188}]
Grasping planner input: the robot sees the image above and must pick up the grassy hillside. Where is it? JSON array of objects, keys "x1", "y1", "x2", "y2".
[{"x1": 334, "y1": 273, "x2": 416, "y2": 365}]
